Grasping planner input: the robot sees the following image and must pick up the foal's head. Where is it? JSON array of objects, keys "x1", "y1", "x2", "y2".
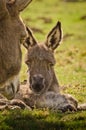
[{"x1": 24, "y1": 21, "x2": 62, "y2": 95}]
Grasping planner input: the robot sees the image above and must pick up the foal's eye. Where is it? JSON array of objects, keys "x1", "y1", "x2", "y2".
[
  {"x1": 47, "y1": 62, "x2": 54, "y2": 71},
  {"x1": 27, "y1": 62, "x2": 31, "y2": 66},
  {"x1": 27, "y1": 68, "x2": 30, "y2": 72},
  {"x1": 25, "y1": 60, "x2": 31, "y2": 66},
  {"x1": 49, "y1": 62, "x2": 54, "y2": 66},
  {"x1": 27, "y1": 64, "x2": 31, "y2": 72}
]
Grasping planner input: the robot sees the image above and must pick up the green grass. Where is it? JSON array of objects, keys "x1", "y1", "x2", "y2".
[
  {"x1": 0, "y1": 109, "x2": 86, "y2": 130},
  {"x1": 0, "y1": 0, "x2": 86, "y2": 129}
]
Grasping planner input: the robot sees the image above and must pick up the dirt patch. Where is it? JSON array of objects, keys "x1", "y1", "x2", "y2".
[
  {"x1": 63, "y1": 33, "x2": 74, "y2": 40},
  {"x1": 31, "y1": 27, "x2": 44, "y2": 34},
  {"x1": 38, "y1": 16, "x2": 52, "y2": 24},
  {"x1": 25, "y1": 17, "x2": 33, "y2": 22},
  {"x1": 80, "y1": 15, "x2": 86, "y2": 20}
]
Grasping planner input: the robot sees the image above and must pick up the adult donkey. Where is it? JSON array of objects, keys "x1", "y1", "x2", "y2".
[
  {"x1": 0, "y1": 0, "x2": 32, "y2": 99},
  {"x1": 20, "y1": 21, "x2": 79, "y2": 112}
]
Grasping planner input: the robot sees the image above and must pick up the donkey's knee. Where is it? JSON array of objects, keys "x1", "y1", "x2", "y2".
[{"x1": 0, "y1": 75, "x2": 20, "y2": 99}]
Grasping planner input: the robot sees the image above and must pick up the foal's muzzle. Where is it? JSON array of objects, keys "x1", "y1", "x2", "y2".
[{"x1": 30, "y1": 74, "x2": 45, "y2": 94}]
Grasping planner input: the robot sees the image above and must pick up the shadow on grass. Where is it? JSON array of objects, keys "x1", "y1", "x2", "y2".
[{"x1": 0, "y1": 109, "x2": 86, "y2": 130}]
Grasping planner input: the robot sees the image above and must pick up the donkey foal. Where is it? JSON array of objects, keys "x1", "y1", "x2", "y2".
[{"x1": 20, "y1": 21, "x2": 78, "y2": 112}]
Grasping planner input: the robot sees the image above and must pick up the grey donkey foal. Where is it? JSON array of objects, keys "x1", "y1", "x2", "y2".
[{"x1": 21, "y1": 21, "x2": 78, "y2": 112}]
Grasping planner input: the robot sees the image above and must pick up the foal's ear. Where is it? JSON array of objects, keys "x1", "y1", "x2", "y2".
[
  {"x1": 45, "y1": 21, "x2": 62, "y2": 50},
  {"x1": 23, "y1": 27, "x2": 37, "y2": 49}
]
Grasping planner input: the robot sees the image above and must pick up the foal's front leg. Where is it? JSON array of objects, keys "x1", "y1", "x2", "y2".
[{"x1": 36, "y1": 92, "x2": 78, "y2": 112}]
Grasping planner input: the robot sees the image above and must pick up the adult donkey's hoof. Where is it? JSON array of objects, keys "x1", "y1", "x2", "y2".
[
  {"x1": 0, "y1": 94, "x2": 9, "y2": 111},
  {"x1": 10, "y1": 99, "x2": 31, "y2": 110}
]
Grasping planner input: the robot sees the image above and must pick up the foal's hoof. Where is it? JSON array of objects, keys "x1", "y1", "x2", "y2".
[
  {"x1": 10, "y1": 99, "x2": 31, "y2": 110},
  {"x1": 59, "y1": 104, "x2": 77, "y2": 112}
]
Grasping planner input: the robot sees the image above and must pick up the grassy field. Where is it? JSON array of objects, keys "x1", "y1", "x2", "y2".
[
  {"x1": 0, "y1": 0, "x2": 86, "y2": 129},
  {"x1": 0, "y1": 109, "x2": 86, "y2": 130}
]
